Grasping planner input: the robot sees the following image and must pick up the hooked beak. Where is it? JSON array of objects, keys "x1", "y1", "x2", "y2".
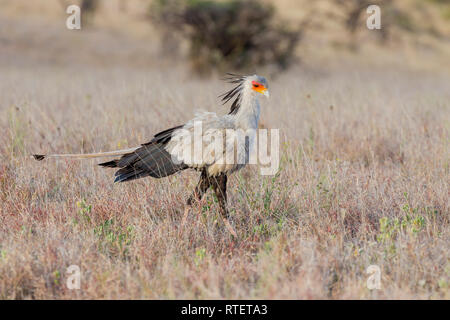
[{"x1": 263, "y1": 89, "x2": 270, "y2": 98}]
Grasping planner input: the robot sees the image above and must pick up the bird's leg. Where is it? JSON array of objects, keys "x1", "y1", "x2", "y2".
[
  {"x1": 212, "y1": 174, "x2": 237, "y2": 237},
  {"x1": 187, "y1": 169, "x2": 211, "y2": 206},
  {"x1": 182, "y1": 170, "x2": 212, "y2": 231},
  {"x1": 212, "y1": 174, "x2": 229, "y2": 218}
]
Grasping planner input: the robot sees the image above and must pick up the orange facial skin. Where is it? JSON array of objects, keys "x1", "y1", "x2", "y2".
[{"x1": 251, "y1": 80, "x2": 268, "y2": 94}]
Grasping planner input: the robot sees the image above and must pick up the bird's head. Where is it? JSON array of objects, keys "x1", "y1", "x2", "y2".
[
  {"x1": 220, "y1": 73, "x2": 269, "y2": 114},
  {"x1": 247, "y1": 74, "x2": 270, "y2": 98}
]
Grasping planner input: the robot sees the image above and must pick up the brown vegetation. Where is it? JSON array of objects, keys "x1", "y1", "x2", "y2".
[{"x1": 0, "y1": 0, "x2": 448, "y2": 299}]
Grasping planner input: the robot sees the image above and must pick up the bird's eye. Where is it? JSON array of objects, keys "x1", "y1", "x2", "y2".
[{"x1": 253, "y1": 84, "x2": 260, "y2": 88}]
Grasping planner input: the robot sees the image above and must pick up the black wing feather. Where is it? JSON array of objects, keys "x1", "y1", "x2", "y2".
[{"x1": 99, "y1": 125, "x2": 187, "y2": 182}]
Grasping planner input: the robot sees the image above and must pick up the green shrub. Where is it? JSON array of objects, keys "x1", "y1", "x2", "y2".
[{"x1": 150, "y1": 0, "x2": 301, "y2": 73}]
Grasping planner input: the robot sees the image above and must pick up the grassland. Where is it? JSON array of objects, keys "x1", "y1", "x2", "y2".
[{"x1": 0, "y1": 0, "x2": 449, "y2": 299}]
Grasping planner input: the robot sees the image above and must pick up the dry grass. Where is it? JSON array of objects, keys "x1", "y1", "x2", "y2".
[{"x1": 0, "y1": 2, "x2": 449, "y2": 299}]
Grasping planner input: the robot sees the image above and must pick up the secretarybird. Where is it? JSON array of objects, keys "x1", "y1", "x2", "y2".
[{"x1": 33, "y1": 74, "x2": 269, "y2": 233}]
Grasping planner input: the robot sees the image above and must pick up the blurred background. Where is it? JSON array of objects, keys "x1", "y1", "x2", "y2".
[
  {"x1": 0, "y1": 1, "x2": 449, "y2": 299},
  {"x1": 1, "y1": 0, "x2": 449, "y2": 74}
]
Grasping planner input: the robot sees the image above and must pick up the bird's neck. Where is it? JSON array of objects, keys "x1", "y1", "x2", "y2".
[{"x1": 234, "y1": 90, "x2": 260, "y2": 130}]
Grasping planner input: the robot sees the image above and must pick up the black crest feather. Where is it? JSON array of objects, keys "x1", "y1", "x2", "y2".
[{"x1": 219, "y1": 73, "x2": 245, "y2": 115}]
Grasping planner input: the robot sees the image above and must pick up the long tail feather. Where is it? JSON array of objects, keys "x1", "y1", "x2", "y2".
[{"x1": 32, "y1": 147, "x2": 139, "y2": 161}]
